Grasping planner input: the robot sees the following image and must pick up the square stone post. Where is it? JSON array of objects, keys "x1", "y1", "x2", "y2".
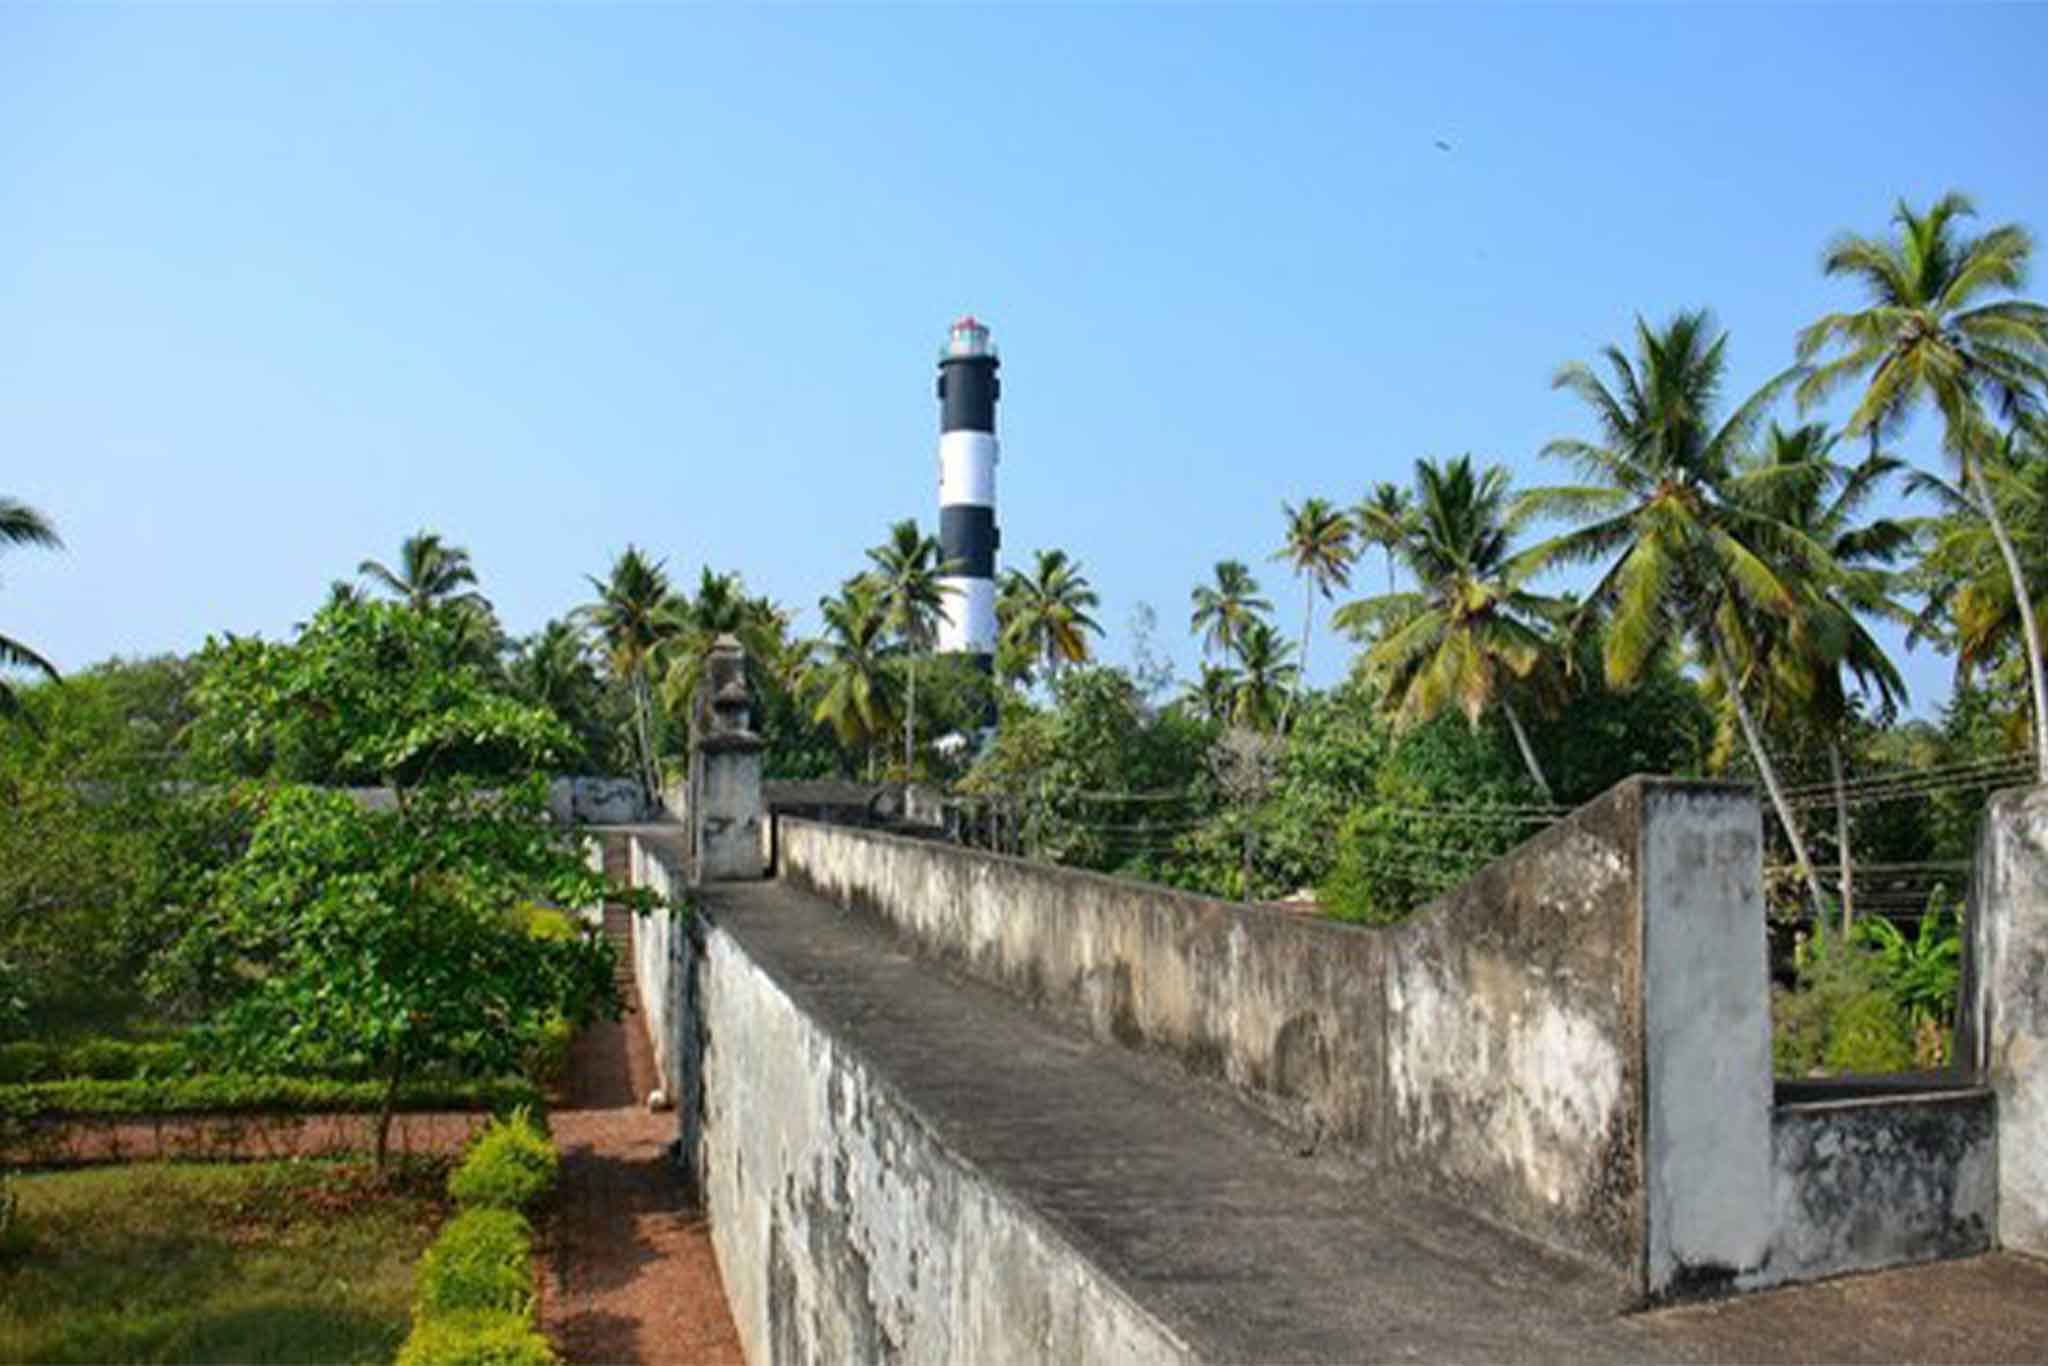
[
  {"x1": 694, "y1": 634, "x2": 766, "y2": 883},
  {"x1": 1961, "y1": 784, "x2": 2048, "y2": 1256}
]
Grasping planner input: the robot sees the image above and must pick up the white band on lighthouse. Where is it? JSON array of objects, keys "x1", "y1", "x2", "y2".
[
  {"x1": 938, "y1": 430, "x2": 998, "y2": 507},
  {"x1": 936, "y1": 575, "x2": 996, "y2": 655}
]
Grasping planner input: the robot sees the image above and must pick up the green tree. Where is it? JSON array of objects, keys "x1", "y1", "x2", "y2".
[
  {"x1": 1796, "y1": 192, "x2": 2048, "y2": 779},
  {"x1": 1353, "y1": 481, "x2": 1415, "y2": 594},
  {"x1": 1224, "y1": 619, "x2": 1299, "y2": 732},
  {"x1": 1337, "y1": 456, "x2": 1564, "y2": 802},
  {"x1": 1910, "y1": 423, "x2": 2048, "y2": 718},
  {"x1": 188, "y1": 600, "x2": 563, "y2": 788},
  {"x1": 1523, "y1": 310, "x2": 1830, "y2": 910},
  {"x1": 1273, "y1": 496, "x2": 1355, "y2": 728},
  {"x1": 507, "y1": 618, "x2": 616, "y2": 773},
  {"x1": 205, "y1": 777, "x2": 620, "y2": 1167},
  {"x1": 998, "y1": 548, "x2": 1103, "y2": 685},
  {"x1": 578, "y1": 547, "x2": 681, "y2": 799},
  {"x1": 1189, "y1": 560, "x2": 1272, "y2": 660},
  {"x1": 806, "y1": 579, "x2": 900, "y2": 776},
  {"x1": 1730, "y1": 423, "x2": 1913, "y2": 933},
  {"x1": 864, "y1": 520, "x2": 961, "y2": 775},
  {"x1": 358, "y1": 530, "x2": 490, "y2": 614},
  {"x1": 0, "y1": 497, "x2": 62, "y2": 721}
]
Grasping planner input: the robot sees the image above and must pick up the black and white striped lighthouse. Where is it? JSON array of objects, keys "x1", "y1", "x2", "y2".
[{"x1": 936, "y1": 315, "x2": 1000, "y2": 668}]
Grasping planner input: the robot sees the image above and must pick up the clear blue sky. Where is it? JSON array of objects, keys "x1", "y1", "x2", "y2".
[{"x1": 5, "y1": 5, "x2": 2045, "y2": 717}]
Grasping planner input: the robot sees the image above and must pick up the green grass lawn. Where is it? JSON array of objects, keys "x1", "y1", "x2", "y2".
[{"x1": 0, "y1": 1161, "x2": 449, "y2": 1364}]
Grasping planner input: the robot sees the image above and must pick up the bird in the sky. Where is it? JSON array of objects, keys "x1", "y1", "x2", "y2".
[{"x1": 1434, "y1": 139, "x2": 1453, "y2": 152}]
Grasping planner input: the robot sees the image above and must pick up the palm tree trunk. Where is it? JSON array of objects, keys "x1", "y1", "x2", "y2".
[
  {"x1": 1500, "y1": 698, "x2": 1555, "y2": 805},
  {"x1": 1281, "y1": 583, "x2": 1313, "y2": 732},
  {"x1": 1964, "y1": 452, "x2": 2048, "y2": 782},
  {"x1": 1712, "y1": 635, "x2": 1827, "y2": 913},
  {"x1": 1830, "y1": 740, "x2": 1854, "y2": 938},
  {"x1": 904, "y1": 655, "x2": 917, "y2": 778}
]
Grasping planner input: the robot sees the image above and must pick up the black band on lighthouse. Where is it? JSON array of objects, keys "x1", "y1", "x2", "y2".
[
  {"x1": 939, "y1": 357, "x2": 999, "y2": 433},
  {"x1": 939, "y1": 504, "x2": 996, "y2": 578}
]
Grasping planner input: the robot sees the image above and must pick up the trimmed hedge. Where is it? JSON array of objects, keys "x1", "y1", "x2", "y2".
[
  {"x1": 0, "y1": 1039, "x2": 193, "y2": 1084},
  {"x1": 400, "y1": 1104, "x2": 563, "y2": 1364},
  {"x1": 448, "y1": 1110, "x2": 558, "y2": 1211},
  {"x1": 415, "y1": 1208, "x2": 536, "y2": 1317},
  {"x1": 0, "y1": 1075, "x2": 542, "y2": 1122},
  {"x1": 395, "y1": 1310, "x2": 556, "y2": 1366}
]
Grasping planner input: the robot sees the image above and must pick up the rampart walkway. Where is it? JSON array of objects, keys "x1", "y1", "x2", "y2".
[
  {"x1": 699, "y1": 874, "x2": 2048, "y2": 1363},
  {"x1": 542, "y1": 989, "x2": 743, "y2": 1364}
]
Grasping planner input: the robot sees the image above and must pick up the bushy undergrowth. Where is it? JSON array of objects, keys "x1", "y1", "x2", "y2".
[
  {"x1": 521, "y1": 1016, "x2": 575, "y2": 1089},
  {"x1": 1769, "y1": 913, "x2": 1941, "y2": 1081},
  {"x1": 447, "y1": 1109, "x2": 558, "y2": 1210},
  {"x1": 0, "y1": 1039, "x2": 193, "y2": 1084}
]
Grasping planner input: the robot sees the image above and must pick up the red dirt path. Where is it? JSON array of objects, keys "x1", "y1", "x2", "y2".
[{"x1": 539, "y1": 1008, "x2": 744, "y2": 1365}]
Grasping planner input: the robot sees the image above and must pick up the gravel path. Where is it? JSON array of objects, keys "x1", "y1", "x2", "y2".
[{"x1": 540, "y1": 1003, "x2": 743, "y2": 1365}]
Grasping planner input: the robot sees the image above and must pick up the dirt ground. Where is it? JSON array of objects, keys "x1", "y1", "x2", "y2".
[{"x1": 539, "y1": 1009, "x2": 744, "y2": 1366}]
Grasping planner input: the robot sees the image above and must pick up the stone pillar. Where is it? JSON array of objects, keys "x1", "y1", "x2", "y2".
[
  {"x1": 1962, "y1": 784, "x2": 2048, "y2": 1256},
  {"x1": 694, "y1": 634, "x2": 766, "y2": 883}
]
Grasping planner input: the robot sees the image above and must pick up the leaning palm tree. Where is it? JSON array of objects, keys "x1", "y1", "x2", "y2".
[
  {"x1": 0, "y1": 497, "x2": 62, "y2": 720},
  {"x1": 998, "y1": 548, "x2": 1103, "y2": 685},
  {"x1": 1226, "y1": 619, "x2": 1299, "y2": 732},
  {"x1": 1189, "y1": 560, "x2": 1272, "y2": 660},
  {"x1": 865, "y1": 520, "x2": 961, "y2": 773},
  {"x1": 1910, "y1": 423, "x2": 2048, "y2": 699},
  {"x1": 1336, "y1": 456, "x2": 1564, "y2": 803},
  {"x1": 1273, "y1": 497, "x2": 1355, "y2": 728},
  {"x1": 806, "y1": 579, "x2": 900, "y2": 777},
  {"x1": 578, "y1": 546, "x2": 680, "y2": 799},
  {"x1": 1354, "y1": 481, "x2": 1416, "y2": 594},
  {"x1": 1730, "y1": 423, "x2": 1913, "y2": 933},
  {"x1": 1796, "y1": 192, "x2": 2048, "y2": 780},
  {"x1": 358, "y1": 530, "x2": 490, "y2": 614},
  {"x1": 1520, "y1": 310, "x2": 1830, "y2": 911}
]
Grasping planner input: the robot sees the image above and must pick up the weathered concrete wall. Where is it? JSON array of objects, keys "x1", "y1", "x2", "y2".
[
  {"x1": 1961, "y1": 783, "x2": 2048, "y2": 1257},
  {"x1": 699, "y1": 925, "x2": 1191, "y2": 1366},
  {"x1": 625, "y1": 831, "x2": 690, "y2": 1098},
  {"x1": 777, "y1": 778, "x2": 1770, "y2": 1296},
  {"x1": 1641, "y1": 788, "x2": 1772, "y2": 1295},
  {"x1": 1755, "y1": 1084, "x2": 1995, "y2": 1287}
]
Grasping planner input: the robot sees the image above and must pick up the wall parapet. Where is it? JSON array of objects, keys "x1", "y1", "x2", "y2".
[{"x1": 776, "y1": 777, "x2": 1773, "y2": 1298}]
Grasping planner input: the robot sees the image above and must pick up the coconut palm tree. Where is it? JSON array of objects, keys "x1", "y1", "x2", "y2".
[
  {"x1": 1354, "y1": 481, "x2": 1416, "y2": 594},
  {"x1": 578, "y1": 546, "x2": 680, "y2": 799},
  {"x1": 807, "y1": 579, "x2": 900, "y2": 776},
  {"x1": 1910, "y1": 423, "x2": 2048, "y2": 698},
  {"x1": 1226, "y1": 619, "x2": 1299, "y2": 732},
  {"x1": 1796, "y1": 192, "x2": 2048, "y2": 779},
  {"x1": 998, "y1": 548, "x2": 1102, "y2": 685},
  {"x1": 1520, "y1": 310, "x2": 1830, "y2": 911},
  {"x1": 1729, "y1": 423, "x2": 1913, "y2": 933},
  {"x1": 1189, "y1": 560, "x2": 1272, "y2": 660},
  {"x1": 358, "y1": 530, "x2": 490, "y2": 614},
  {"x1": 0, "y1": 497, "x2": 62, "y2": 720},
  {"x1": 1336, "y1": 456, "x2": 1564, "y2": 802},
  {"x1": 1273, "y1": 497, "x2": 1355, "y2": 728},
  {"x1": 657, "y1": 568, "x2": 787, "y2": 725},
  {"x1": 1181, "y1": 662, "x2": 1241, "y2": 726},
  {"x1": 865, "y1": 519, "x2": 960, "y2": 774}
]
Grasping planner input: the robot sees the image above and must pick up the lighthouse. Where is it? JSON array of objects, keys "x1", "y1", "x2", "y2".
[{"x1": 936, "y1": 315, "x2": 1000, "y2": 669}]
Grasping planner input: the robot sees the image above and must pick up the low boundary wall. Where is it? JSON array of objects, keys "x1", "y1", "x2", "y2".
[
  {"x1": 696, "y1": 922, "x2": 1190, "y2": 1365},
  {"x1": 778, "y1": 777, "x2": 1773, "y2": 1298}
]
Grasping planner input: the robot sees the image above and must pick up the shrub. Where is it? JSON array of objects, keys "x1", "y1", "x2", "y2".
[
  {"x1": 522, "y1": 1016, "x2": 574, "y2": 1089},
  {"x1": 414, "y1": 1208, "x2": 535, "y2": 1318},
  {"x1": 396, "y1": 1309, "x2": 557, "y2": 1366},
  {"x1": 1773, "y1": 918, "x2": 1917, "y2": 1076},
  {"x1": 449, "y1": 1108, "x2": 558, "y2": 1210},
  {"x1": 1824, "y1": 991, "x2": 1917, "y2": 1074}
]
